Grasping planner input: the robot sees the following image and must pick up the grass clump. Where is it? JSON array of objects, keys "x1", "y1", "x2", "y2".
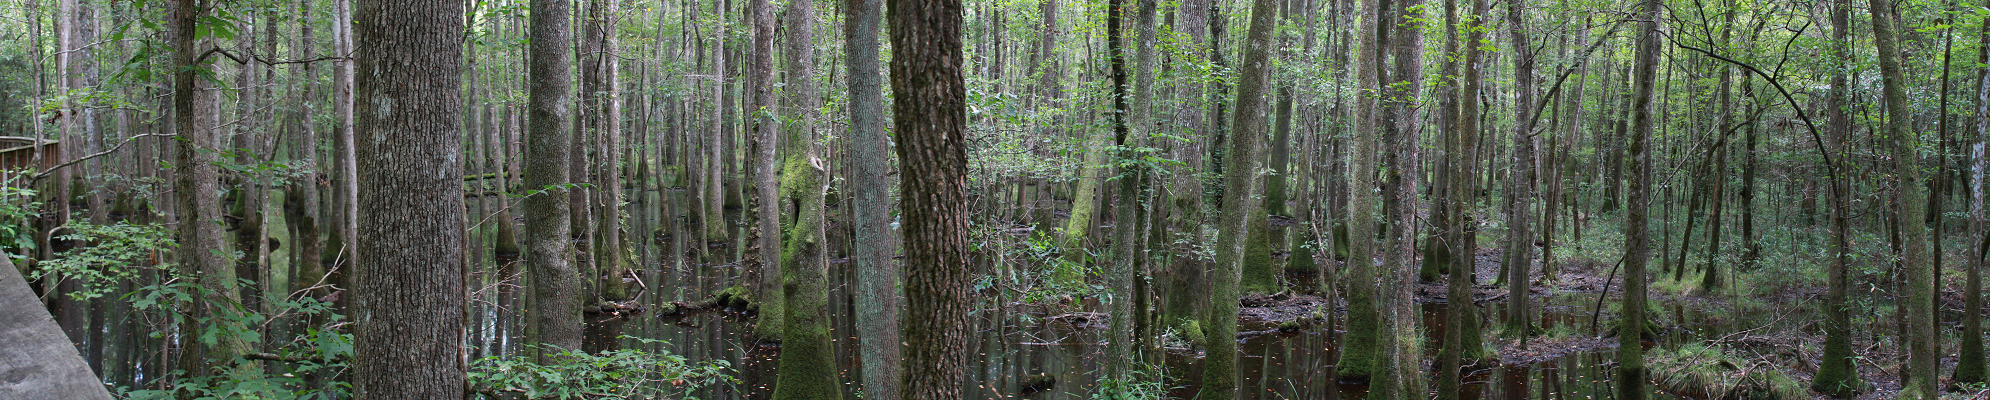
[{"x1": 1647, "y1": 343, "x2": 1805, "y2": 400}]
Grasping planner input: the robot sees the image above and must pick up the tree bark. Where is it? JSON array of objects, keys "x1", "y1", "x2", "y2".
[
  {"x1": 1811, "y1": 0, "x2": 1863, "y2": 394},
  {"x1": 749, "y1": 0, "x2": 784, "y2": 339},
  {"x1": 1618, "y1": 0, "x2": 1661, "y2": 399},
  {"x1": 1869, "y1": 0, "x2": 1936, "y2": 397},
  {"x1": 844, "y1": 0, "x2": 899, "y2": 394},
  {"x1": 350, "y1": 0, "x2": 468, "y2": 396},
  {"x1": 1336, "y1": 0, "x2": 1385, "y2": 381},
  {"x1": 887, "y1": 0, "x2": 971, "y2": 395},
  {"x1": 1197, "y1": 0, "x2": 1275, "y2": 394},
  {"x1": 525, "y1": 0, "x2": 581, "y2": 361},
  {"x1": 770, "y1": 0, "x2": 838, "y2": 396},
  {"x1": 1503, "y1": 0, "x2": 1537, "y2": 339},
  {"x1": 171, "y1": 0, "x2": 245, "y2": 377}
]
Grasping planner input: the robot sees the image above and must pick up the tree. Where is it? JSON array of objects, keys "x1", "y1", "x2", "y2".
[
  {"x1": 1619, "y1": 0, "x2": 1662, "y2": 399},
  {"x1": 1439, "y1": 0, "x2": 1489, "y2": 397},
  {"x1": 1374, "y1": 0, "x2": 1428, "y2": 397},
  {"x1": 350, "y1": 0, "x2": 467, "y2": 395},
  {"x1": 171, "y1": 0, "x2": 245, "y2": 376},
  {"x1": 887, "y1": 0, "x2": 971, "y2": 395},
  {"x1": 770, "y1": 0, "x2": 838, "y2": 396},
  {"x1": 844, "y1": 0, "x2": 900, "y2": 394},
  {"x1": 1197, "y1": 0, "x2": 1276, "y2": 394},
  {"x1": 1869, "y1": 0, "x2": 1936, "y2": 397},
  {"x1": 581, "y1": 0, "x2": 629, "y2": 305},
  {"x1": 1811, "y1": 0, "x2": 1864, "y2": 394},
  {"x1": 524, "y1": 0, "x2": 581, "y2": 361},
  {"x1": 750, "y1": 0, "x2": 785, "y2": 340},
  {"x1": 1503, "y1": 0, "x2": 1538, "y2": 339},
  {"x1": 1337, "y1": 0, "x2": 1386, "y2": 381},
  {"x1": 1957, "y1": 7, "x2": 1990, "y2": 386}
]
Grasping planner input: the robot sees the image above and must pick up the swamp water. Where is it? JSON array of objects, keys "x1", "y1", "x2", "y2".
[{"x1": 466, "y1": 189, "x2": 1762, "y2": 399}]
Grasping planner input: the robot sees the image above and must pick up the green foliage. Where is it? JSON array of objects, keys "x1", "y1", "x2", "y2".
[
  {"x1": 467, "y1": 337, "x2": 734, "y2": 399},
  {"x1": 0, "y1": 174, "x2": 39, "y2": 256},
  {"x1": 120, "y1": 289, "x2": 353, "y2": 400},
  {"x1": 1648, "y1": 343, "x2": 1806, "y2": 400},
  {"x1": 1090, "y1": 364, "x2": 1173, "y2": 400},
  {"x1": 33, "y1": 221, "x2": 175, "y2": 300}
]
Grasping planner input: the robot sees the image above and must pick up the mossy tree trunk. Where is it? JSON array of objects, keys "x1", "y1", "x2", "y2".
[
  {"x1": 1335, "y1": 0, "x2": 1385, "y2": 381},
  {"x1": 1618, "y1": 0, "x2": 1661, "y2": 399},
  {"x1": 1502, "y1": 0, "x2": 1537, "y2": 338},
  {"x1": 1956, "y1": 12, "x2": 1990, "y2": 387},
  {"x1": 1869, "y1": 0, "x2": 1937, "y2": 397},
  {"x1": 770, "y1": 0, "x2": 837, "y2": 395},
  {"x1": 1196, "y1": 0, "x2": 1275, "y2": 394},
  {"x1": 1105, "y1": 0, "x2": 1159, "y2": 380}
]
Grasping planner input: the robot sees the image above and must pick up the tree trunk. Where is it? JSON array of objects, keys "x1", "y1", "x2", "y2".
[
  {"x1": 1957, "y1": 11, "x2": 1990, "y2": 384},
  {"x1": 1336, "y1": 0, "x2": 1385, "y2": 382},
  {"x1": 1503, "y1": 0, "x2": 1537, "y2": 338},
  {"x1": 1870, "y1": 0, "x2": 1936, "y2": 397},
  {"x1": 171, "y1": 0, "x2": 245, "y2": 376},
  {"x1": 1197, "y1": 0, "x2": 1275, "y2": 394},
  {"x1": 749, "y1": 0, "x2": 784, "y2": 340},
  {"x1": 1618, "y1": 0, "x2": 1661, "y2": 399},
  {"x1": 350, "y1": 0, "x2": 468, "y2": 396},
  {"x1": 1440, "y1": 1, "x2": 1489, "y2": 397},
  {"x1": 844, "y1": 0, "x2": 899, "y2": 394},
  {"x1": 888, "y1": 0, "x2": 971, "y2": 395},
  {"x1": 770, "y1": 0, "x2": 838, "y2": 396},
  {"x1": 583, "y1": 0, "x2": 628, "y2": 305},
  {"x1": 525, "y1": 0, "x2": 581, "y2": 361},
  {"x1": 1375, "y1": 0, "x2": 1426, "y2": 397},
  {"x1": 1811, "y1": 0, "x2": 1863, "y2": 394}
]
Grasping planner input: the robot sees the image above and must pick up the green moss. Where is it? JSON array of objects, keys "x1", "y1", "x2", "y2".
[
  {"x1": 1338, "y1": 288, "x2": 1380, "y2": 380},
  {"x1": 1332, "y1": 223, "x2": 1350, "y2": 261},
  {"x1": 1419, "y1": 239, "x2": 1449, "y2": 283},
  {"x1": 1286, "y1": 229, "x2": 1318, "y2": 273},
  {"x1": 1180, "y1": 319, "x2": 1206, "y2": 347},
  {"x1": 1242, "y1": 218, "x2": 1276, "y2": 295},
  {"x1": 1811, "y1": 329, "x2": 1865, "y2": 397}
]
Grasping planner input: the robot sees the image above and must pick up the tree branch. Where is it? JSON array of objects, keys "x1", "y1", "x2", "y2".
[{"x1": 32, "y1": 133, "x2": 175, "y2": 181}]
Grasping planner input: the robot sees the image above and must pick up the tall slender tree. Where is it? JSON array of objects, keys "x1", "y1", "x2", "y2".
[
  {"x1": 1337, "y1": 0, "x2": 1385, "y2": 382},
  {"x1": 844, "y1": 0, "x2": 900, "y2": 394},
  {"x1": 1811, "y1": 0, "x2": 1864, "y2": 395},
  {"x1": 749, "y1": 0, "x2": 785, "y2": 339},
  {"x1": 1959, "y1": 11, "x2": 1990, "y2": 385},
  {"x1": 1197, "y1": 0, "x2": 1276, "y2": 394},
  {"x1": 1619, "y1": 0, "x2": 1663, "y2": 399},
  {"x1": 1869, "y1": 0, "x2": 1936, "y2": 397},
  {"x1": 1503, "y1": 0, "x2": 1537, "y2": 338},
  {"x1": 171, "y1": 0, "x2": 244, "y2": 377},
  {"x1": 524, "y1": 0, "x2": 581, "y2": 361}
]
